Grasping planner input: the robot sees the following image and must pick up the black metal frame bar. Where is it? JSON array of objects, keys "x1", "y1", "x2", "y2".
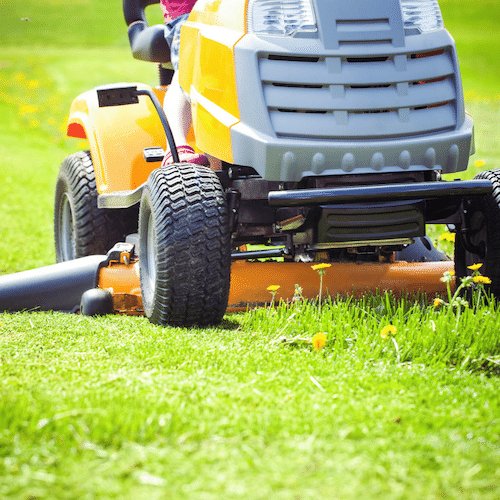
[
  {"x1": 231, "y1": 249, "x2": 285, "y2": 260},
  {"x1": 268, "y1": 180, "x2": 492, "y2": 207}
]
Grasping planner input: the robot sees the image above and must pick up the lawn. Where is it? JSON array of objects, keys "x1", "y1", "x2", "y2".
[{"x1": 0, "y1": 0, "x2": 499, "y2": 498}]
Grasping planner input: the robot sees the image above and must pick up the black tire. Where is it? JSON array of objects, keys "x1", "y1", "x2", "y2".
[
  {"x1": 139, "y1": 164, "x2": 231, "y2": 327},
  {"x1": 455, "y1": 169, "x2": 500, "y2": 297},
  {"x1": 54, "y1": 151, "x2": 135, "y2": 262}
]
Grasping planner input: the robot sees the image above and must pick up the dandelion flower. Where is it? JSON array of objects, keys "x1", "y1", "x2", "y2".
[
  {"x1": 474, "y1": 159, "x2": 486, "y2": 169},
  {"x1": 311, "y1": 263, "x2": 332, "y2": 271},
  {"x1": 19, "y1": 104, "x2": 38, "y2": 115},
  {"x1": 266, "y1": 285, "x2": 280, "y2": 292},
  {"x1": 467, "y1": 263, "x2": 483, "y2": 271},
  {"x1": 439, "y1": 232, "x2": 455, "y2": 243},
  {"x1": 433, "y1": 298, "x2": 445, "y2": 309},
  {"x1": 473, "y1": 276, "x2": 492, "y2": 285},
  {"x1": 27, "y1": 80, "x2": 40, "y2": 90},
  {"x1": 312, "y1": 332, "x2": 327, "y2": 351},
  {"x1": 380, "y1": 325, "x2": 397, "y2": 339}
]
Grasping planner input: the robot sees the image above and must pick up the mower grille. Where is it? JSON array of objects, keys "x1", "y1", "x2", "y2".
[
  {"x1": 260, "y1": 48, "x2": 457, "y2": 140},
  {"x1": 317, "y1": 201, "x2": 425, "y2": 243}
]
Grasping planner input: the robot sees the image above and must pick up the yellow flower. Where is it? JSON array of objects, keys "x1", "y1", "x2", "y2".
[
  {"x1": 467, "y1": 263, "x2": 483, "y2": 271},
  {"x1": 474, "y1": 159, "x2": 486, "y2": 169},
  {"x1": 380, "y1": 325, "x2": 397, "y2": 339},
  {"x1": 473, "y1": 276, "x2": 492, "y2": 285},
  {"x1": 266, "y1": 285, "x2": 280, "y2": 292},
  {"x1": 312, "y1": 332, "x2": 327, "y2": 351},
  {"x1": 26, "y1": 80, "x2": 40, "y2": 90},
  {"x1": 439, "y1": 232, "x2": 455, "y2": 243},
  {"x1": 311, "y1": 263, "x2": 332, "y2": 271},
  {"x1": 19, "y1": 104, "x2": 38, "y2": 115},
  {"x1": 433, "y1": 298, "x2": 445, "y2": 309}
]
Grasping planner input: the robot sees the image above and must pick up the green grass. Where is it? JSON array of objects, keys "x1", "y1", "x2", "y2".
[
  {"x1": 1, "y1": 298, "x2": 499, "y2": 498},
  {"x1": 0, "y1": 0, "x2": 499, "y2": 498}
]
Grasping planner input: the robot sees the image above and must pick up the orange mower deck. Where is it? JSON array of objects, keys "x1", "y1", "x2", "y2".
[{"x1": 98, "y1": 259, "x2": 454, "y2": 315}]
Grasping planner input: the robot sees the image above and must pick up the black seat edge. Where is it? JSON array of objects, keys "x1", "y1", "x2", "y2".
[
  {"x1": 124, "y1": 0, "x2": 158, "y2": 26},
  {"x1": 123, "y1": 0, "x2": 171, "y2": 64},
  {"x1": 128, "y1": 23, "x2": 171, "y2": 63}
]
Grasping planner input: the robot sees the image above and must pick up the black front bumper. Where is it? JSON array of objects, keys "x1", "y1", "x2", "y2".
[
  {"x1": 268, "y1": 180, "x2": 492, "y2": 207},
  {"x1": 269, "y1": 179, "x2": 492, "y2": 245}
]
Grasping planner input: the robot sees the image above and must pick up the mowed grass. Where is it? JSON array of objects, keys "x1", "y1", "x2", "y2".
[
  {"x1": 1, "y1": 297, "x2": 499, "y2": 498},
  {"x1": 0, "y1": 0, "x2": 499, "y2": 498}
]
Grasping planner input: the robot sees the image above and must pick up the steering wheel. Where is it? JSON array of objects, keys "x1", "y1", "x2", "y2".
[{"x1": 123, "y1": 0, "x2": 171, "y2": 63}]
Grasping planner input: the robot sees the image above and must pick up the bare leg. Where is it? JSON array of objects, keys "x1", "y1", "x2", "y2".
[
  {"x1": 163, "y1": 72, "x2": 191, "y2": 147},
  {"x1": 162, "y1": 72, "x2": 209, "y2": 166}
]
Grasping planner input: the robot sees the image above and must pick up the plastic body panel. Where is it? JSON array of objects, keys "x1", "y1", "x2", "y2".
[
  {"x1": 230, "y1": 0, "x2": 474, "y2": 181},
  {"x1": 179, "y1": 0, "x2": 247, "y2": 163},
  {"x1": 66, "y1": 83, "x2": 167, "y2": 194}
]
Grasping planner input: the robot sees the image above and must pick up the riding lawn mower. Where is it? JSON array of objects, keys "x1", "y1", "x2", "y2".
[{"x1": 1, "y1": 0, "x2": 499, "y2": 326}]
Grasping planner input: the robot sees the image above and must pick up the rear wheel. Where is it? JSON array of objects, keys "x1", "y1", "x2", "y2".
[
  {"x1": 455, "y1": 169, "x2": 500, "y2": 297},
  {"x1": 54, "y1": 151, "x2": 135, "y2": 261},
  {"x1": 139, "y1": 164, "x2": 231, "y2": 326}
]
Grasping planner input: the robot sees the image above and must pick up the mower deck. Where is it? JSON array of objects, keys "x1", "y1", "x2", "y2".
[{"x1": 99, "y1": 259, "x2": 453, "y2": 315}]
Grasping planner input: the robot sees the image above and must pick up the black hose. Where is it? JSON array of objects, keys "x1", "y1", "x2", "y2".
[{"x1": 135, "y1": 88, "x2": 179, "y2": 164}]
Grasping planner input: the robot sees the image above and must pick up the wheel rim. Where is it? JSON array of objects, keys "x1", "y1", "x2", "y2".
[
  {"x1": 59, "y1": 194, "x2": 76, "y2": 261},
  {"x1": 142, "y1": 211, "x2": 157, "y2": 308}
]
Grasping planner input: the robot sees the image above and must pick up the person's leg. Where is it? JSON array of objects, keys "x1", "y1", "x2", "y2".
[
  {"x1": 162, "y1": 15, "x2": 209, "y2": 166},
  {"x1": 162, "y1": 79, "x2": 209, "y2": 165},
  {"x1": 163, "y1": 72, "x2": 191, "y2": 146}
]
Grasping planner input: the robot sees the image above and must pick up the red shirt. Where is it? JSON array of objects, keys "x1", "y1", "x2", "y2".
[{"x1": 160, "y1": 0, "x2": 197, "y2": 21}]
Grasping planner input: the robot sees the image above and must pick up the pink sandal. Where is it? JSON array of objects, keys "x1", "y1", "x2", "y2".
[{"x1": 162, "y1": 145, "x2": 209, "y2": 167}]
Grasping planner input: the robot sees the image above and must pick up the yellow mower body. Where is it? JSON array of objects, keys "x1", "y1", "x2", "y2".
[
  {"x1": 67, "y1": 84, "x2": 167, "y2": 194},
  {"x1": 67, "y1": 0, "x2": 245, "y2": 194},
  {"x1": 45, "y1": 0, "x2": 496, "y2": 326},
  {"x1": 178, "y1": 0, "x2": 246, "y2": 164}
]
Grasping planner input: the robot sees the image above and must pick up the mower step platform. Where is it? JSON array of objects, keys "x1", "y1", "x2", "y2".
[{"x1": 143, "y1": 147, "x2": 165, "y2": 163}]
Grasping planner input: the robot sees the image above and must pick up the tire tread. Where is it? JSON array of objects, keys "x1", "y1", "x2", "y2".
[{"x1": 139, "y1": 164, "x2": 230, "y2": 327}]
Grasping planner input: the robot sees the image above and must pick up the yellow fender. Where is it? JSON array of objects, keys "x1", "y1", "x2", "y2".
[{"x1": 66, "y1": 83, "x2": 167, "y2": 195}]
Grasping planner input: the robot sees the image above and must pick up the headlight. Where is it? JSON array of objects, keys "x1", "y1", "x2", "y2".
[
  {"x1": 400, "y1": 0, "x2": 444, "y2": 33},
  {"x1": 247, "y1": 0, "x2": 317, "y2": 37}
]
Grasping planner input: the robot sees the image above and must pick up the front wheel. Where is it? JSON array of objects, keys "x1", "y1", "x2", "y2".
[
  {"x1": 139, "y1": 164, "x2": 231, "y2": 326},
  {"x1": 454, "y1": 169, "x2": 500, "y2": 297}
]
